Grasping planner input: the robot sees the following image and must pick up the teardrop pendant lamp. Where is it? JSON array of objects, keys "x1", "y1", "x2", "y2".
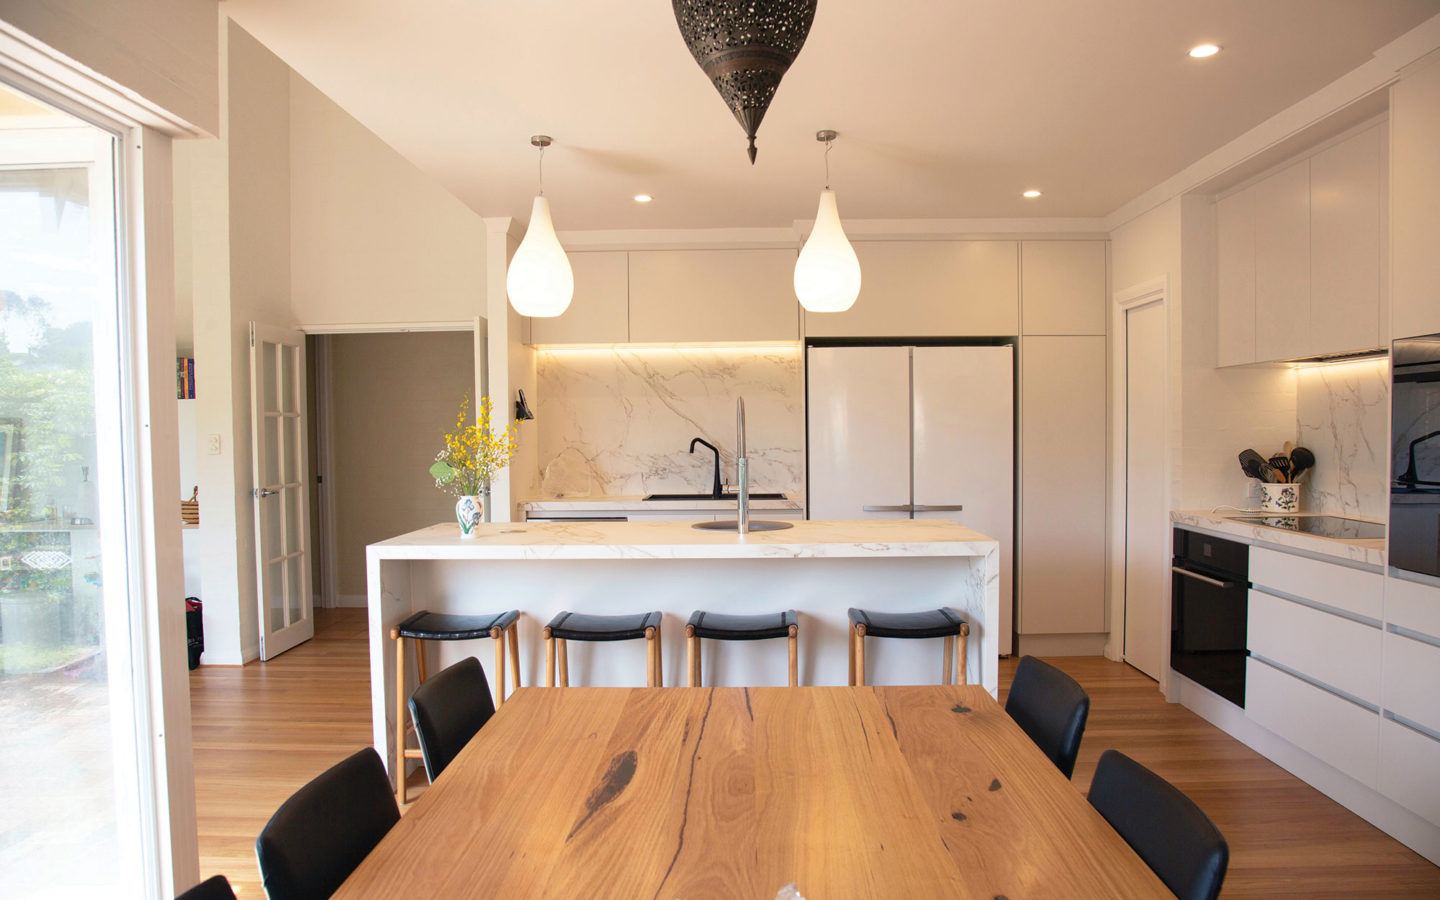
[
  {"x1": 507, "y1": 135, "x2": 574, "y2": 317},
  {"x1": 794, "y1": 130, "x2": 861, "y2": 313}
]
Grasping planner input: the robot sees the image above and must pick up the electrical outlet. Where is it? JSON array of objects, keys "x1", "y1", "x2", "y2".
[{"x1": 207, "y1": 434, "x2": 222, "y2": 455}]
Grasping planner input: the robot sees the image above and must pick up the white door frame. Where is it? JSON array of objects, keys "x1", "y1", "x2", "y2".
[{"x1": 1106, "y1": 276, "x2": 1173, "y2": 694}]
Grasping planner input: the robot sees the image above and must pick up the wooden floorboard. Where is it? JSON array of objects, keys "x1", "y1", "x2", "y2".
[{"x1": 190, "y1": 609, "x2": 1440, "y2": 897}]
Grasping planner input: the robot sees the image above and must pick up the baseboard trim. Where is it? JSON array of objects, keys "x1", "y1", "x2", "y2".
[
  {"x1": 334, "y1": 594, "x2": 368, "y2": 609},
  {"x1": 1016, "y1": 633, "x2": 1108, "y2": 657}
]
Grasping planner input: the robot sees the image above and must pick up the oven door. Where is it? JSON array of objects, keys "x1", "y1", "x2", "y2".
[{"x1": 1170, "y1": 563, "x2": 1249, "y2": 706}]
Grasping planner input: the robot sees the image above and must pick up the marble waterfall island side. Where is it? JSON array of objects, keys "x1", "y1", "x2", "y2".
[{"x1": 366, "y1": 518, "x2": 1000, "y2": 781}]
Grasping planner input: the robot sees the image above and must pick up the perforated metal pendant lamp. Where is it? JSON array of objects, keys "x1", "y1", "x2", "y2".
[{"x1": 672, "y1": 0, "x2": 817, "y2": 164}]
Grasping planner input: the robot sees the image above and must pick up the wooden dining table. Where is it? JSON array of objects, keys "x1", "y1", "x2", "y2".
[{"x1": 337, "y1": 686, "x2": 1169, "y2": 899}]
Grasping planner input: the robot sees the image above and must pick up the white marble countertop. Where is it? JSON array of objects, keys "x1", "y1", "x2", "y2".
[
  {"x1": 1171, "y1": 509, "x2": 1385, "y2": 567},
  {"x1": 519, "y1": 495, "x2": 803, "y2": 512},
  {"x1": 368, "y1": 518, "x2": 998, "y2": 561}
]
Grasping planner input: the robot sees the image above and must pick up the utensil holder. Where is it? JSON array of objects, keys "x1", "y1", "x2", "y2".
[{"x1": 1259, "y1": 482, "x2": 1300, "y2": 513}]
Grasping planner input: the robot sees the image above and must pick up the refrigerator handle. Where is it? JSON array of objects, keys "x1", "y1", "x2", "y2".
[
  {"x1": 862, "y1": 504, "x2": 914, "y2": 512},
  {"x1": 913, "y1": 504, "x2": 964, "y2": 512}
]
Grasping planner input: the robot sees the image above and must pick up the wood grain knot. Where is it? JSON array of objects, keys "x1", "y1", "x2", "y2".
[
  {"x1": 951, "y1": 811, "x2": 968, "y2": 822},
  {"x1": 951, "y1": 703, "x2": 972, "y2": 714},
  {"x1": 988, "y1": 778, "x2": 1002, "y2": 792},
  {"x1": 567, "y1": 749, "x2": 638, "y2": 841}
]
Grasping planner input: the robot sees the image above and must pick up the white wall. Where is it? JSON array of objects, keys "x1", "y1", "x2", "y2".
[{"x1": 0, "y1": 0, "x2": 219, "y2": 134}]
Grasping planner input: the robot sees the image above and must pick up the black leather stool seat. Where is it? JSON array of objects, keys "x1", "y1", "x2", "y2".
[
  {"x1": 847, "y1": 607, "x2": 966, "y2": 639},
  {"x1": 547, "y1": 610, "x2": 662, "y2": 642},
  {"x1": 688, "y1": 609, "x2": 797, "y2": 641},
  {"x1": 395, "y1": 610, "x2": 519, "y2": 641}
]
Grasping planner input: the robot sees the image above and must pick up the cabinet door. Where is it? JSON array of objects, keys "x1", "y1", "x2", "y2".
[
  {"x1": 1019, "y1": 336, "x2": 1107, "y2": 634},
  {"x1": 804, "y1": 241, "x2": 1018, "y2": 338},
  {"x1": 1020, "y1": 241, "x2": 1107, "y2": 335},
  {"x1": 1311, "y1": 124, "x2": 1385, "y2": 356},
  {"x1": 529, "y1": 251, "x2": 628, "y2": 344},
  {"x1": 805, "y1": 346, "x2": 912, "y2": 520},
  {"x1": 628, "y1": 249, "x2": 798, "y2": 343},
  {"x1": 1216, "y1": 188, "x2": 1257, "y2": 366},
  {"x1": 1253, "y1": 159, "x2": 1311, "y2": 362},
  {"x1": 1392, "y1": 57, "x2": 1440, "y2": 340}
]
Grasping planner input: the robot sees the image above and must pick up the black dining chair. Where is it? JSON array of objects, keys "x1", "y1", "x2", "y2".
[
  {"x1": 408, "y1": 656, "x2": 496, "y2": 782},
  {"x1": 1088, "y1": 749, "x2": 1229, "y2": 900},
  {"x1": 1004, "y1": 655, "x2": 1090, "y2": 778},
  {"x1": 255, "y1": 747, "x2": 400, "y2": 900},
  {"x1": 175, "y1": 874, "x2": 236, "y2": 900}
]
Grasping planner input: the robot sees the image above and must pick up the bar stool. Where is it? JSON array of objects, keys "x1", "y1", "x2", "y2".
[
  {"x1": 847, "y1": 607, "x2": 970, "y2": 686},
  {"x1": 685, "y1": 610, "x2": 799, "y2": 686},
  {"x1": 390, "y1": 610, "x2": 519, "y2": 804},
  {"x1": 543, "y1": 611, "x2": 664, "y2": 687}
]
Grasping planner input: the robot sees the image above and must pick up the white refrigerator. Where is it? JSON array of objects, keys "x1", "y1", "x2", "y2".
[{"x1": 807, "y1": 345, "x2": 1015, "y2": 654}]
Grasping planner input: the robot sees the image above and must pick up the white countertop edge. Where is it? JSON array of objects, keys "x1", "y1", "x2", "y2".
[
  {"x1": 519, "y1": 496, "x2": 803, "y2": 511},
  {"x1": 1170, "y1": 509, "x2": 1385, "y2": 567}
]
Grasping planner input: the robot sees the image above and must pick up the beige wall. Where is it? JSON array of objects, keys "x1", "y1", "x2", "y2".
[
  {"x1": 288, "y1": 72, "x2": 487, "y2": 329},
  {"x1": 329, "y1": 331, "x2": 475, "y2": 597},
  {"x1": 0, "y1": 0, "x2": 219, "y2": 134}
]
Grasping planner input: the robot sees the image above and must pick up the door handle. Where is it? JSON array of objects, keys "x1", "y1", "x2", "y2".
[
  {"x1": 913, "y1": 504, "x2": 964, "y2": 512},
  {"x1": 1171, "y1": 566, "x2": 1235, "y2": 589},
  {"x1": 862, "y1": 504, "x2": 914, "y2": 512},
  {"x1": 253, "y1": 487, "x2": 279, "y2": 499}
]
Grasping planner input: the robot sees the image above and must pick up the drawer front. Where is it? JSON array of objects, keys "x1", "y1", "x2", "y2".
[
  {"x1": 1250, "y1": 547, "x2": 1382, "y2": 620},
  {"x1": 1248, "y1": 590, "x2": 1382, "y2": 705},
  {"x1": 1379, "y1": 718, "x2": 1440, "y2": 827},
  {"x1": 1386, "y1": 576, "x2": 1440, "y2": 640},
  {"x1": 1246, "y1": 657, "x2": 1379, "y2": 786},
  {"x1": 1382, "y1": 630, "x2": 1440, "y2": 735}
]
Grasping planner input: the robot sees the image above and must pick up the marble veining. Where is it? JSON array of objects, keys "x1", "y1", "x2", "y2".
[
  {"x1": 1295, "y1": 360, "x2": 1389, "y2": 520},
  {"x1": 534, "y1": 347, "x2": 803, "y2": 498},
  {"x1": 1170, "y1": 509, "x2": 1384, "y2": 567}
]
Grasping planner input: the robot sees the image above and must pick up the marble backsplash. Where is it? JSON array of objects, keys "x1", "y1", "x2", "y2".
[
  {"x1": 1295, "y1": 359, "x2": 1389, "y2": 519},
  {"x1": 534, "y1": 347, "x2": 804, "y2": 498}
]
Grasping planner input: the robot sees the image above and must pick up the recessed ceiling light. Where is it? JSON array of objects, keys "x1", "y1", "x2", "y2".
[
  {"x1": 1022, "y1": 189, "x2": 1042, "y2": 199},
  {"x1": 633, "y1": 193, "x2": 653, "y2": 203},
  {"x1": 1188, "y1": 43, "x2": 1222, "y2": 59}
]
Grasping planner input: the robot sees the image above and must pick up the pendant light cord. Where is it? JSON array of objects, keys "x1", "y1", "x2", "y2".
[
  {"x1": 537, "y1": 143, "x2": 546, "y2": 196},
  {"x1": 823, "y1": 138, "x2": 832, "y2": 190}
]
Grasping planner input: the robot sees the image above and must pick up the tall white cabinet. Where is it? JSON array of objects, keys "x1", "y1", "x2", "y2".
[{"x1": 1392, "y1": 54, "x2": 1440, "y2": 340}]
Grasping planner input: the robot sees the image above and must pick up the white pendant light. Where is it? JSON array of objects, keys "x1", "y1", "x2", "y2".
[
  {"x1": 794, "y1": 130, "x2": 860, "y2": 313},
  {"x1": 507, "y1": 135, "x2": 574, "y2": 318}
]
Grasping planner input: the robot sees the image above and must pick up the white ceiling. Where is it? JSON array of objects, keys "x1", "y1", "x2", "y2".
[{"x1": 226, "y1": 0, "x2": 1440, "y2": 229}]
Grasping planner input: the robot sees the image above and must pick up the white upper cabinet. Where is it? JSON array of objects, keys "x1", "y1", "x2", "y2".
[
  {"x1": 1310, "y1": 123, "x2": 1386, "y2": 355},
  {"x1": 803, "y1": 241, "x2": 1018, "y2": 338},
  {"x1": 1253, "y1": 158, "x2": 1311, "y2": 363},
  {"x1": 1217, "y1": 189, "x2": 1257, "y2": 366},
  {"x1": 1392, "y1": 56, "x2": 1440, "y2": 341},
  {"x1": 529, "y1": 251, "x2": 629, "y2": 345},
  {"x1": 1020, "y1": 241, "x2": 1107, "y2": 335},
  {"x1": 628, "y1": 248, "x2": 798, "y2": 343}
]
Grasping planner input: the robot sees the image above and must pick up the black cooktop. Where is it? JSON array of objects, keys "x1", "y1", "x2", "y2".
[{"x1": 1231, "y1": 514, "x2": 1386, "y2": 541}]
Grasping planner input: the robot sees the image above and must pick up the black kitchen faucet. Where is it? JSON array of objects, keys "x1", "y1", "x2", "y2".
[{"x1": 689, "y1": 437, "x2": 722, "y2": 499}]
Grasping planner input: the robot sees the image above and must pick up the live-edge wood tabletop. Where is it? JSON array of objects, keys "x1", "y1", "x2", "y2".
[{"x1": 336, "y1": 686, "x2": 1168, "y2": 899}]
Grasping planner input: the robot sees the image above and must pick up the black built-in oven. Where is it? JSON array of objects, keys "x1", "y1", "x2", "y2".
[
  {"x1": 1171, "y1": 529, "x2": 1250, "y2": 707},
  {"x1": 1392, "y1": 333, "x2": 1440, "y2": 579}
]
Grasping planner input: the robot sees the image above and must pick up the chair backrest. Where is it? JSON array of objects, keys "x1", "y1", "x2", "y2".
[
  {"x1": 254, "y1": 747, "x2": 400, "y2": 900},
  {"x1": 175, "y1": 874, "x2": 236, "y2": 900},
  {"x1": 1004, "y1": 656, "x2": 1090, "y2": 778},
  {"x1": 408, "y1": 656, "x2": 496, "y2": 782},
  {"x1": 1088, "y1": 749, "x2": 1229, "y2": 900}
]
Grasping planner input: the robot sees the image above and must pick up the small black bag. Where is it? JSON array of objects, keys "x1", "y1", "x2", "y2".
[{"x1": 185, "y1": 597, "x2": 204, "y2": 670}]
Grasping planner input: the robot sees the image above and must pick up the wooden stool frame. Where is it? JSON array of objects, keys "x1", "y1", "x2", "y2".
[
  {"x1": 390, "y1": 618, "x2": 520, "y2": 805},
  {"x1": 543, "y1": 622, "x2": 663, "y2": 688},
  {"x1": 848, "y1": 621, "x2": 969, "y2": 687},
  {"x1": 685, "y1": 622, "x2": 799, "y2": 687}
]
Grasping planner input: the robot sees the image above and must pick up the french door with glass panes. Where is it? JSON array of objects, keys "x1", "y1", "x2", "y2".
[{"x1": 250, "y1": 322, "x2": 314, "y2": 659}]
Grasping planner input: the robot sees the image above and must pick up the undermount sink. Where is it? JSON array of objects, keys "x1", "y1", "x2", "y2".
[
  {"x1": 691, "y1": 520, "x2": 795, "y2": 532},
  {"x1": 643, "y1": 492, "x2": 786, "y2": 501}
]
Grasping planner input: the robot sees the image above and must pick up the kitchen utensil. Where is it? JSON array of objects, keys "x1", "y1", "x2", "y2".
[
  {"x1": 1289, "y1": 446, "x2": 1316, "y2": 482},
  {"x1": 1283, "y1": 441, "x2": 1295, "y2": 455},
  {"x1": 1268, "y1": 455, "x2": 1293, "y2": 482},
  {"x1": 1239, "y1": 449, "x2": 1277, "y2": 483}
]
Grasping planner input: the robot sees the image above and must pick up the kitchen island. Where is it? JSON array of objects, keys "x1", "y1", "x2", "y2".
[{"x1": 366, "y1": 518, "x2": 999, "y2": 781}]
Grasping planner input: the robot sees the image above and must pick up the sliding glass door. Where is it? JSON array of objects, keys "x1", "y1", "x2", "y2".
[{"x1": 0, "y1": 80, "x2": 156, "y2": 895}]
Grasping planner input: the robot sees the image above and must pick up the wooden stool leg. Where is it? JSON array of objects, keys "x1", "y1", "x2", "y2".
[
  {"x1": 788, "y1": 625, "x2": 798, "y2": 687},
  {"x1": 646, "y1": 626, "x2": 657, "y2": 687},
  {"x1": 855, "y1": 625, "x2": 866, "y2": 687},
  {"x1": 848, "y1": 624, "x2": 856, "y2": 686},
  {"x1": 686, "y1": 627, "x2": 699, "y2": 687},
  {"x1": 392, "y1": 632, "x2": 407, "y2": 805},
  {"x1": 507, "y1": 624, "x2": 521, "y2": 692},
  {"x1": 493, "y1": 627, "x2": 507, "y2": 707},
  {"x1": 558, "y1": 639, "x2": 570, "y2": 687},
  {"x1": 655, "y1": 624, "x2": 664, "y2": 688},
  {"x1": 957, "y1": 623, "x2": 969, "y2": 686},
  {"x1": 415, "y1": 639, "x2": 428, "y2": 684},
  {"x1": 544, "y1": 630, "x2": 555, "y2": 687},
  {"x1": 943, "y1": 635, "x2": 954, "y2": 685}
]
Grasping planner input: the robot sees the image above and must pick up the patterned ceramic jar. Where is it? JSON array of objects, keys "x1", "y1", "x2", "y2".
[
  {"x1": 1259, "y1": 482, "x2": 1300, "y2": 513},
  {"x1": 455, "y1": 494, "x2": 483, "y2": 537}
]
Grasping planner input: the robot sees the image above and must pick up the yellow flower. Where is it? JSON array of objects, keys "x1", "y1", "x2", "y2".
[{"x1": 430, "y1": 394, "x2": 519, "y2": 497}]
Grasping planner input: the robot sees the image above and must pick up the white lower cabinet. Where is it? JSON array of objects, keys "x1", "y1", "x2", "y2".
[
  {"x1": 1379, "y1": 718, "x2": 1440, "y2": 827},
  {"x1": 1250, "y1": 547, "x2": 1383, "y2": 620},
  {"x1": 1247, "y1": 590, "x2": 1381, "y2": 706},
  {"x1": 1382, "y1": 629, "x2": 1440, "y2": 736},
  {"x1": 1246, "y1": 656, "x2": 1379, "y2": 787}
]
